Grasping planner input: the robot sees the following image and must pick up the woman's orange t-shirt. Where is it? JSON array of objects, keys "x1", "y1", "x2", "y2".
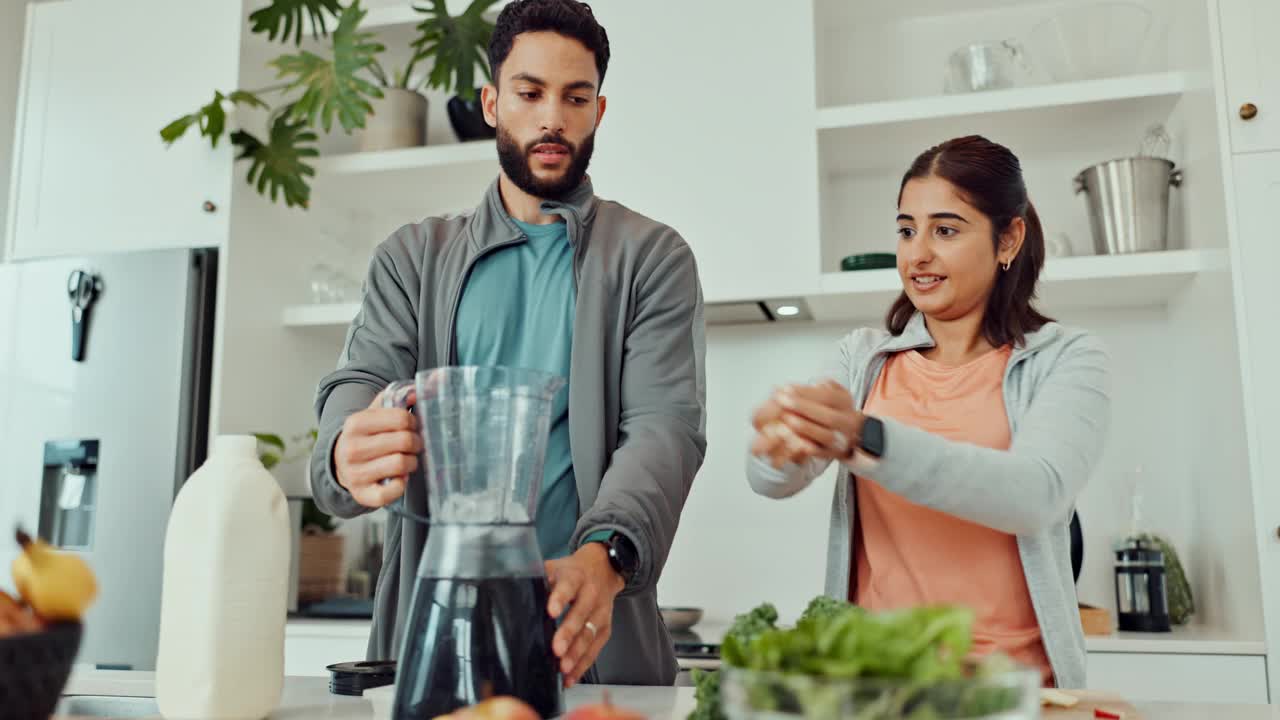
[{"x1": 852, "y1": 345, "x2": 1054, "y2": 686}]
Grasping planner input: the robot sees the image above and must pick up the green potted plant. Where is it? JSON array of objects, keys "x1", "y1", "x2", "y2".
[
  {"x1": 159, "y1": 0, "x2": 501, "y2": 210},
  {"x1": 254, "y1": 429, "x2": 318, "y2": 476},
  {"x1": 413, "y1": 0, "x2": 502, "y2": 143}
]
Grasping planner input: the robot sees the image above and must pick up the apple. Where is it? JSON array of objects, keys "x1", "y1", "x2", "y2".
[
  {"x1": 433, "y1": 697, "x2": 541, "y2": 720},
  {"x1": 564, "y1": 690, "x2": 646, "y2": 720}
]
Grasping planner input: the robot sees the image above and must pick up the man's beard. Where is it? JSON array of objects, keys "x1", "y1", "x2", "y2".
[{"x1": 496, "y1": 125, "x2": 595, "y2": 201}]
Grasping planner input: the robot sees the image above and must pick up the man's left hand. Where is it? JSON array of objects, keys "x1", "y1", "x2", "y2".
[{"x1": 545, "y1": 542, "x2": 625, "y2": 688}]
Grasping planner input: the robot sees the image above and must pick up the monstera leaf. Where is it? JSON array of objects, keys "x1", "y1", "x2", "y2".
[
  {"x1": 412, "y1": 0, "x2": 501, "y2": 100},
  {"x1": 231, "y1": 112, "x2": 318, "y2": 209},
  {"x1": 271, "y1": 1, "x2": 385, "y2": 133},
  {"x1": 160, "y1": 90, "x2": 269, "y2": 149},
  {"x1": 249, "y1": 0, "x2": 344, "y2": 45}
]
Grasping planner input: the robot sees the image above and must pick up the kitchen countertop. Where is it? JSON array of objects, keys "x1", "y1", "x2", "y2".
[
  {"x1": 59, "y1": 670, "x2": 1280, "y2": 719},
  {"x1": 286, "y1": 618, "x2": 1267, "y2": 656}
]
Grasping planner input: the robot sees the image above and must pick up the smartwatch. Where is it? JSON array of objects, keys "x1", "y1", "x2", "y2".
[
  {"x1": 584, "y1": 529, "x2": 638, "y2": 584},
  {"x1": 859, "y1": 416, "x2": 885, "y2": 458}
]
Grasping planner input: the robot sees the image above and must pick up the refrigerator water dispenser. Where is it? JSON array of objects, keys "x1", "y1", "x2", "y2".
[{"x1": 39, "y1": 439, "x2": 100, "y2": 550}]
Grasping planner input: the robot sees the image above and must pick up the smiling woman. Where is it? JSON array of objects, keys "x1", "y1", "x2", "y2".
[
  {"x1": 889, "y1": 136, "x2": 1053, "y2": 351},
  {"x1": 745, "y1": 135, "x2": 1112, "y2": 691}
]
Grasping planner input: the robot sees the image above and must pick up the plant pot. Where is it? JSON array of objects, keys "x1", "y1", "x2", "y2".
[
  {"x1": 358, "y1": 88, "x2": 428, "y2": 152},
  {"x1": 447, "y1": 90, "x2": 496, "y2": 141},
  {"x1": 297, "y1": 528, "x2": 346, "y2": 603}
]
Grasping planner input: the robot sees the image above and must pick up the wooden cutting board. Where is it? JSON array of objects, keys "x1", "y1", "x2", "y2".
[{"x1": 1043, "y1": 689, "x2": 1142, "y2": 719}]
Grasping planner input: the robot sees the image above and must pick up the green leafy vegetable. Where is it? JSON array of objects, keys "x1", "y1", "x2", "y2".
[
  {"x1": 799, "y1": 595, "x2": 849, "y2": 625},
  {"x1": 689, "y1": 598, "x2": 1028, "y2": 720},
  {"x1": 688, "y1": 668, "x2": 722, "y2": 720},
  {"x1": 690, "y1": 602, "x2": 780, "y2": 720}
]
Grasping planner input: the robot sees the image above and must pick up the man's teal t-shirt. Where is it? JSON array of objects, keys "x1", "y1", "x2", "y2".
[{"x1": 453, "y1": 217, "x2": 578, "y2": 560}]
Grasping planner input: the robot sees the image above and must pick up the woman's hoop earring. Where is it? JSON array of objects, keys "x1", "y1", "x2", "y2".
[{"x1": 1002, "y1": 260, "x2": 1012, "y2": 271}]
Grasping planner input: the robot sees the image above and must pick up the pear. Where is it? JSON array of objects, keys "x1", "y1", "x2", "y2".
[{"x1": 12, "y1": 527, "x2": 98, "y2": 622}]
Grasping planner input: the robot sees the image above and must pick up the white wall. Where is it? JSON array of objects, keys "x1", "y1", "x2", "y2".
[{"x1": 657, "y1": 322, "x2": 844, "y2": 625}]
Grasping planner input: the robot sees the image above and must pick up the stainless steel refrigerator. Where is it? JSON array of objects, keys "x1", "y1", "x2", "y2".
[{"x1": 0, "y1": 247, "x2": 217, "y2": 670}]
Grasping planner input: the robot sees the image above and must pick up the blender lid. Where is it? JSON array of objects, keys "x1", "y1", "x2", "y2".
[{"x1": 327, "y1": 660, "x2": 396, "y2": 696}]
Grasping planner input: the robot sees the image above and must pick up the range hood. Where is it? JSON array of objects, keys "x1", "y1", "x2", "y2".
[{"x1": 704, "y1": 297, "x2": 813, "y2": 326}]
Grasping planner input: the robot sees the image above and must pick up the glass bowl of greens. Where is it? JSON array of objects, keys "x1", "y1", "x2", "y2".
[
  {"x1": 695, "y1": 598, "x2": 1041, "y2": 720},
  {"x1": 719, "y1": 664, "x2": 1040, "y2": 720}
]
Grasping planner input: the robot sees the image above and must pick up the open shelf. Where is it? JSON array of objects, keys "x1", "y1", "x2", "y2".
[
  {"x1": 817, "y1": 73, "x2": 1191, "y2": 131},
  {"x1": 312, "y1": 140, "x2": 494, "y2": 175},
  {"x1": 817, "y1": 73, "x2": 1194, "y2": 175},
  {"x1": 362, "y1": 0, "x2": 510, "y2": 30},
  {"x1": 283, "y1": 249, "x2": 1228, "y2": 328},
  {"x1": 816, "y1": 0, "x2": 1049, "y2": 25},
  {"x1": 282, "y1": 302, "x2": 360, "y2": 328},
  {"x1": 807, "y1": 249, "x2": 1228, "y2": 322},
  {"x1": 1085, "y1": 625, "x2": 1266, "y2": 656}
]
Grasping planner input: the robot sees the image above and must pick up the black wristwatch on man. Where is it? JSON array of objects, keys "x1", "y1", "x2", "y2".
[{"x1": 583, "y1": 529, "x2": 638, "y2": 585}]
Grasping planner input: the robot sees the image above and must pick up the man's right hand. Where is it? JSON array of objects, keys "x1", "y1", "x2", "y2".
[{"x1": 333, "y1": 392, "x2": 422, "y2": 508}]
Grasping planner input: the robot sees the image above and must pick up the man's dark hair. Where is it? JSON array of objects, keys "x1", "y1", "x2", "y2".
[{"x1": 488, "y1": 0, "x2": 611, "y2": 88}]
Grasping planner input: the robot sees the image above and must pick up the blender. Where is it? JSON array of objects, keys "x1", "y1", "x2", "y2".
[{"x1": 381, "y1": 366, "x2": 567, "y2": 719}]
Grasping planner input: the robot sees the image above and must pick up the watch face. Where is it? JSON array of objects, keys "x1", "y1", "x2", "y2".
[
  {"x1": 862, "y1": 417, "x2": 884, "y2": 457},
  {"x1": 611, "y1": 535, "x2": 638, "y2": 577}
]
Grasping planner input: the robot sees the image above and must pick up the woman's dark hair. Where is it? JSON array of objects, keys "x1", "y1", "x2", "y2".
[
  {"x1": 887, "y1": 134, "x2": 1052, "y2": 348},
  {"x1": 488, "y1": 0, "x2": 611, "y2": 89}
]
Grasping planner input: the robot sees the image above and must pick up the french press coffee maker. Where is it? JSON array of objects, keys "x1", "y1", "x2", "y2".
[{"x1": 1114, "y1": 537, "x2": 1172, "y2": 632}]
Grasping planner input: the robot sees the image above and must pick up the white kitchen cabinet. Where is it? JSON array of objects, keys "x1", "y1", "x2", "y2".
[
  {"x1": 1217, "y1": 0, "x2": 1280, "y2": 153},
  {"x1": 580, "y1": 0, "x2": 821, "y2": 304},
  {"x1": 1229, "y1": 150, "x2": 1280, "y2": 702},
  {"x1": 4, "y1": 0, "x2": 240, "y2": 262},
  {"x1": 1086, "y1": 652, "x2": 1268, "y2": 704}
]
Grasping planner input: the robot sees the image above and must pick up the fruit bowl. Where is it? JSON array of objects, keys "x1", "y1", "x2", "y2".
[
  {"x1": 719, "y1": 665, "x2": 1040, "y2": 720},
  {"x1": 0, "y1": 621, "x2": 83, "y2": 720}
]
